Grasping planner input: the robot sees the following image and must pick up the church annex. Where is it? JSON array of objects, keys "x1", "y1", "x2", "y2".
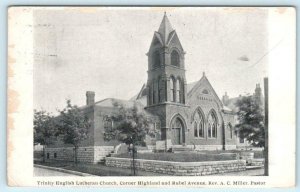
[{"x1": 45, "y1": 14, "x2": 243, "y2": 163}]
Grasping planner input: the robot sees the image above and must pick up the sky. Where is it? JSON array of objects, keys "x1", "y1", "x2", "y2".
[{"x1": 33, "y1": 7, "x2": 269, "y2": 114}]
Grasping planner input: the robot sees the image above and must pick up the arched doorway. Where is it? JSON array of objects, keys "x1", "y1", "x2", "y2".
[{"x1": 171, "y1": 116, "x2": 186, "y2": 145}]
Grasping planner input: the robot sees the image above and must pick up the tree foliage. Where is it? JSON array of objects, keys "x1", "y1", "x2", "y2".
[
  {"x1": 34, "y1": 110, "x2": 57, "y2": 146},
  {"x1": 104, "y1": 101, "x2": 156, "y2": 146},
  {"x1": 56, "y1": 100, "x2": 90, "y2": 148},
  {"x1": 235, "y1": 95, "x2": 265, "y2": 147}
]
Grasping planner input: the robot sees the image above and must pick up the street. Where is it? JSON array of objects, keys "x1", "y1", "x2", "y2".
[{"x1": 34, "y1": 167, "x2": 81, "y2": 176}]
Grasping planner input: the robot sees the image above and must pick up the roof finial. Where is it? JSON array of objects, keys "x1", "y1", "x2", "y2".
[
  {"x1": 203, "y1": 72, "x2": 206, "y2": 77},
  {"x1": 164, "y1": 11, "x2": 166, "y2": 16}
]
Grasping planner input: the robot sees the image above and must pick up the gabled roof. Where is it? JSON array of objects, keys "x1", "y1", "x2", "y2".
[
  {"x1": 94, "y1": 98, "x2": 152, "y2": 115},
  {"x1": 187, "y1": 73, "x2": 224, "y2": 109},
  {"x1": 130, "y1": 74, "x2": 225, "y2": 110}
]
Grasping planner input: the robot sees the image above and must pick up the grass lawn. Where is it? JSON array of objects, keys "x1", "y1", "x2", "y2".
[
  {"x1": 112, "y1": 150, "x2": 264, "y2": 162},
  {"x1": 112, "y1": 152, "x2": 237, "y2": 162},
  {"x1": 34, "y1": 161, "x2": 166, "y2": 176}
]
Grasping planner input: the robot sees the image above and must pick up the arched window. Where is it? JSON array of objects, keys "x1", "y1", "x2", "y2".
[
  {"x1": 208, "y1": 111, "x2": 217, "y2": 138},
  {"x1": 199, "y1": 120, "x2": 204, "y2": 137},
  {"x1": 170, "y1": 77, "x2": 175, "y2": 102},
  {"x1": 194, "y1": 122, "x2": 198, "y2": 137},
  {"x1": 171, "y1": 50, "x2": 180, "y2": 67},
  {"x1": 153, "y1": 51, "x2": 160, "y2": 69},
  {"x1": 212, "y1": 123, "x2": 216, "y2": 138},
  {"x1": 152, "y1": 81, "x2": 156, "y2": 104},
  {"x1": 176, "y1": 78, "x2": 180, "y2": 102},
  {"x1": 208, "y1": 123, "x2": 211, "y2": 138},
  {"x1": 192, "y1": 108, "x2": 205, "y2": 138},
  {"x1": 180, "y1": 80, "x2": 185, "y2": 103},
  {"x1": 158, "y1": 78, "x2": 163, "y2": 103}
]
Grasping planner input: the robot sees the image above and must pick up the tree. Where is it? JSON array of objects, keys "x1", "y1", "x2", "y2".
[
  {"x1": 235, "y1": 95, "x2": 265, "y2": 147},
  {"x1": 34, "y1": 110, "x2": 57, "y2": 162},
  {"x1": 104, "y1": 101, "x2": 156, "y2": 146},
  {"x1": 57, "y1": 100, "x2": 90, "y2": 164},
  {"x1": 103, "y1": 101, "x2": 156, "y2": 175}
]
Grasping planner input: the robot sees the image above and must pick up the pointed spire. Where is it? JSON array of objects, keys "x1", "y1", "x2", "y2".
[{"x1": 158, "y1": 12, "x2": 174, "y2": 44}]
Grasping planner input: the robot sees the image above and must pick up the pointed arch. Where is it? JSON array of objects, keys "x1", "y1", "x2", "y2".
[
  {"x1": 207, "y1": 109, "x2": 219, "y2": 125},
  {"x1": 171, "y1": 50, "x2": 180, "y2": 67},
  {"x1": 192, "y1": 107, "x2": 205, "y2": 138},
  {"x1": 152, "y1": 50, "x2": 161, "y2": 69},
  {"x1": 169, "y1": 113, "x2": 187, "y2": 144},
  {"x1": 191, "y1": 106, "x2": 206, "y2": 123},
  {"x1": 169, "y1": 76, "x2": 176, "y2": 102},
  {"x1": 207, "y1": 109, "x2": 218, "y2": 138},
  {"x1": 169, "y1": 113, "x2": 187, "y2": 129}
]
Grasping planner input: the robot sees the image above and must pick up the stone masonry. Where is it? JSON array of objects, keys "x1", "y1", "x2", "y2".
[{"x1": 105, "y1": 157, "x2": 246, "y2": 176}]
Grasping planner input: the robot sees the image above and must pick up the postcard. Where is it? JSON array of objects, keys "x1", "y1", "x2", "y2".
[{"x1": 7, "y1": 7, "x2": 295, "y2": 187}]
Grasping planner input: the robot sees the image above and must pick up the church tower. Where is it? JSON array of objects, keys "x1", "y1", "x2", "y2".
[
  {"x1": 146, "y1": 13, "x2": 187, "y2": 106},
  {"x1": 145, "y1": 13, "x2": 189, "y2": 143}
]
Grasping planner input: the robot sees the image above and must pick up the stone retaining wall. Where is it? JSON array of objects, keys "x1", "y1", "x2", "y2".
[
  {"x1": 105, "y1": 157, "x2": 246, "y2": 176},
  {"x1": 194, "y1": 145, "x2": 223, "y2": 151},
  {"x1": 248, "y1": 158, "x2": 264, "y2": 166},
  {"x1": 45, "y1": 146, "x2": 114, "y2": 163}
]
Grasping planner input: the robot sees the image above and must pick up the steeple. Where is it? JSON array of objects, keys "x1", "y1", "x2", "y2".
[
  {"x1": 157, "y1": 12, "x2": 174, "y2": 45},
  {"x1": 146, "y1": 13, "x2": 186, "y2": 106}
]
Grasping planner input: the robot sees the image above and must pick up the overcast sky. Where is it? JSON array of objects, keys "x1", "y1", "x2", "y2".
[{"x1": 33, "y1": 7, "x2": 269, "y2": 114}]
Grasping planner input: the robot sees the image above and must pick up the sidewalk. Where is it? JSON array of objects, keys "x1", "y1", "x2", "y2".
[
  {"x1": 35, "y1": 163, "x2": 264, "y2": 176},
  {"x1": 212, "y1": 168, "x2": 264, "y2": 176},
  {"x1": 34, "y1": 164, "x2": 94, "y2": 176}
]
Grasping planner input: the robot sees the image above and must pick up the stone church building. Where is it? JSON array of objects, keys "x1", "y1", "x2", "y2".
[{"x1": 44, "y1": 14, "x2": 256, "y2": 163}]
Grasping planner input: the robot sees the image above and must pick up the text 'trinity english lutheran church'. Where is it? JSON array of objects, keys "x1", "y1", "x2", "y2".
[{"x1": 45, "y1": 13, "x2": 259, "y2": 163}]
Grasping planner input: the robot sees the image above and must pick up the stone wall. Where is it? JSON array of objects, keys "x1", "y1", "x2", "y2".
[
  {"x1": 224, "y1": 145, "x2": 237, "y2": 150},
  {"x1": 105, "y1": 157, "x2": 246, "y2": 176},
  {"x1": 94, "y1": 146, "x2": 114, "y2": 163},
  {"x1": 194, "y1": 145, "x2": 223, "y2": 151},
  {"x1": 45, "y1": 146, "x2": 114, "y2": 163},
  {"x1": 248, "y1": 158, "x2": 264, "y2": 167}
]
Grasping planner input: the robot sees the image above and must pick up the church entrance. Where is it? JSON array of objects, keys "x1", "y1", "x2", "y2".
[
  {"x1": 171, "y1": 117, "x2": 185, "y2": 145},
  {"x1": 172, "y1": 128, "x2": 181, "y2": 144}
]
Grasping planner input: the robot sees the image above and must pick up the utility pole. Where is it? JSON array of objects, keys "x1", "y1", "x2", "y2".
[
  {"x1": 264, "y1": 77, "x2": 269, "y2": 176},
  {"x1": 130, "y1": 136, "x2": 136, "y2": 176},
  {"x1": 132, "y1": 142, "x2": 136, "y2": 176}
]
